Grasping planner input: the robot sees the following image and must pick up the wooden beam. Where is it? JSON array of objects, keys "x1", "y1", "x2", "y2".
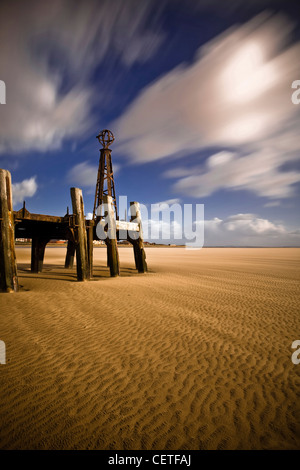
[
  {"x1": 13, "y1": 209, "x2": 65, "y2": 224},
  {"x1": 0, "y1": 169, "x2": 19, "y2": 292},
  {"x1": 71, "y1": 187, "x2": 89, "y2": 281}
]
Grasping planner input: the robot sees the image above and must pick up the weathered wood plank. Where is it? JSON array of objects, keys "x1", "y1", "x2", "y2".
[{"x1": 13, "y1": 209, "x2": 65, "y2": 224}]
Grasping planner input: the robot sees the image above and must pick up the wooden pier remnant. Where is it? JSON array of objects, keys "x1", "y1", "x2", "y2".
[
  {"x1": 0, "y1": 129, "x2": 148, "y2": 292},
  {"x1": 0, "y1": 169, "x2": 19, "y2": 292}
]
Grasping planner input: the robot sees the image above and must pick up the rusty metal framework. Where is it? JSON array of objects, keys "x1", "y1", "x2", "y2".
[{"x1": 93, "y1": 129, "x2": 118, "y2": 221}]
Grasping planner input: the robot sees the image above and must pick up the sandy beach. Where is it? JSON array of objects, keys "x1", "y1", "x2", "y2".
[{"x1": 0, "y1": 246, "x2": 299, "y2": 450}]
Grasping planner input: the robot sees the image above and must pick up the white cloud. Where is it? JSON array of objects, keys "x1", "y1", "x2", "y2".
[
  {"x1": 142, "y1": 218, "x2": 182, "y2": 241},
  {"x1": 114, "y1": 13, "x2": 300, "y2": 199},
  {"x1": 141, "y1": 211, "x2": 299, "y2": 246},
  {"x1": 224, "y1": 213, "x2": 286, "y2": 235},
  {"x1": 0, "y1": 0, "x2": 165, "y2": 154},
  {"x1": 12, "y1": 177, "x2": 38, "y2": 205},
  {"x1": 203, "y1": 213, "x2": 300, "y2": 246}
]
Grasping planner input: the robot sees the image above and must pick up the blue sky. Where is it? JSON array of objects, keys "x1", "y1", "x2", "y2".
[{"x1": 0, "y1": 0, "x2": 300, "y2": 246}]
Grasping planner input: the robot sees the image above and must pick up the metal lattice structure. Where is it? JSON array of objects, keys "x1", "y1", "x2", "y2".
[{"x1": 93, "y1": 129, "x2": 118, "y2": 221}]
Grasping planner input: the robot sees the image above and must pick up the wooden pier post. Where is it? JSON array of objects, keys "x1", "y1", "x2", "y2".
[
  {"x1": 0, "y1": 169, "x2": 19, "y2": 292},
  {"x1": 71, "y1": 187, "x2": 89, "y2": 281},
  {"x1": 31, "y1": 236, "x2": 50, "y2": 273},
  {"x1": 86, "y1": 220, "x2": 94, "y2": 278},
  {"x1": 129, "y1": 201, "x2": 147, "y2": 273},
  {"x1": 65, "y1": 240, "x2": 76, "y2": 268},
  {"x1": 104, "y1": 195, "x2": 119, "y2": 277}
]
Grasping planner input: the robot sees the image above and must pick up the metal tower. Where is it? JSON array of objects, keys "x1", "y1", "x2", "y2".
[{"x1": 93, "y1": 129, "x2": 118, "y2": 221}]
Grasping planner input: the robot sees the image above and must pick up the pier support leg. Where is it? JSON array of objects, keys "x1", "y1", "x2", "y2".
[
  {"x1": 129, "y1": 201, "x2": 147, "y2": 273},
  {"x1": 86, "y1": 220, "x2": 94, "y2": 278},
  {"x1": 65, "y1": 240, "x2": 76, "y2": 269},
  {"x1": 106, "y1": 240, "x2": 110, "y2": 268},
  {"x1": 71, "y1": 187, "x2": 89, "y2": 281},
  {"x1": 104, "y1": 195, "x2": 119, "y2": 277},
  {"x1": 0, "y1": 169, "x2": 19, "y2": 292},
  {"x1": 31, "y1": 236, "x2": 49, "y2": 273}
]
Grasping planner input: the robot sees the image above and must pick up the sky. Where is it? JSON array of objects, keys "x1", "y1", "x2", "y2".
[{"x1": 0, "y1": 0, "x2": 300, "y2": 246}]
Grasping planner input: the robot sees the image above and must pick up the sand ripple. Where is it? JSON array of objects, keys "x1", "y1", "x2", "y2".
[{"x1": 0, "y1": 247, "x2": 299, "y2": 449}]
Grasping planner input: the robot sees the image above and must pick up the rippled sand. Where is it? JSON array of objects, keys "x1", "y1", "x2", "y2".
[{"x1": 0, "y1": 247, "x2": 299, "y2": 450}]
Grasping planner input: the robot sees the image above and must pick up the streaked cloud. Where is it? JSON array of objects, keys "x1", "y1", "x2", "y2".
[
  {"x1": 67, "y1": 162, "x2": 98, "y2": 188},
  {"x1": 0, "y1": 0, "x2": 165, "y2": 154},
  {"x1": 151, "y1": 198, "x2": 181, "y2": 212},
  {"x1": 67, "y1": 160, "x2": 120, "y2": 188},
  {"x1": 155, "y1": 198, "x2": 181, "y2": 205},
  {"x1": 263, "y1": 201, "x2": 281, "y2": 208},
  {"x1": 114, "y1": 13, "x2": 300, "y2": 199},
  {"x1": 172, "y1": 148, "x2": 300, "y2": 199}
]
